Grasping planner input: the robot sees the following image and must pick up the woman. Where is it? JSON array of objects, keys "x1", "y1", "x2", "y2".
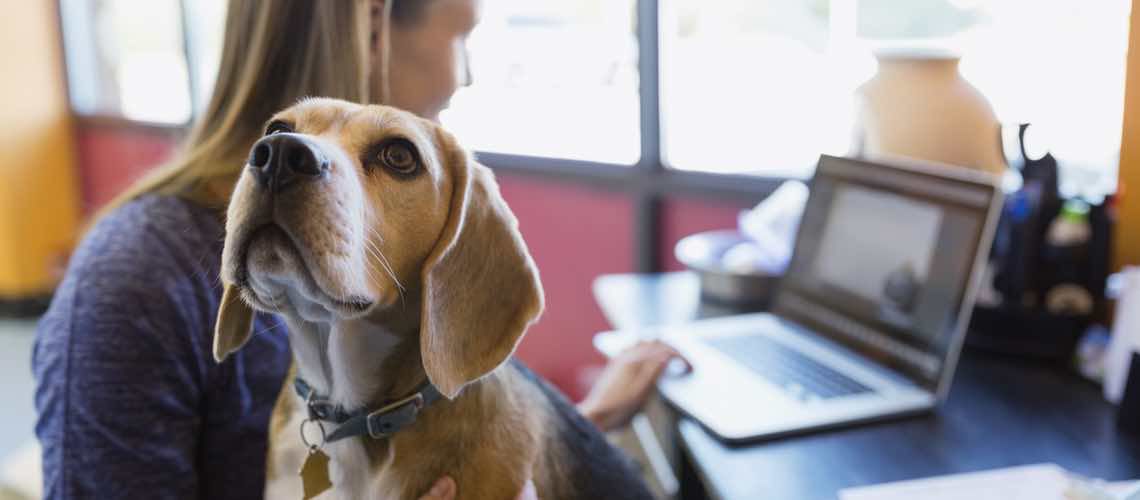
[{"x1": 33, "y1": 1, "x2": 682, "y2": 498}]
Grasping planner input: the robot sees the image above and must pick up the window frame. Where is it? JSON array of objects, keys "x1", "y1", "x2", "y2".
[{"x1": 58, "y1": 0, "x2": 785, "y2": 272}]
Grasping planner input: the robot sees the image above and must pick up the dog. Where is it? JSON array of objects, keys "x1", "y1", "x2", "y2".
[{"x1": 212, "y1": 98, "x2": 654, "y2": 500}]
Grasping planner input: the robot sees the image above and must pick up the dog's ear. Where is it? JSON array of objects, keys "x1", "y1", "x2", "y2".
[
  {"x1": 420, "y1": 132, "x2": 544, "y2": 399},
  {"x1": 213, "y1": 284, "x2": 255, "y2": 363}
]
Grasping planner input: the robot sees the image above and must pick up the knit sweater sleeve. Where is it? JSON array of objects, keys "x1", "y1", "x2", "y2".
[{"x1": 33, "y1": 196, "x2": 223, "y2": 500}]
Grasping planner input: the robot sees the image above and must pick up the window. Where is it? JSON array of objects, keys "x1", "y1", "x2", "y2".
[
  {"x1": 181, "y1": 0, "x2": 227, "y2": 114},
  {"x1": 59, "y1": 0, "x2": 1131, "y2": 187},
  {"x1": 60, "y1": 0, "x2": 193, "y2": 124},
  {"x1": 660, "y1": 0, "x2": 863, "y2": 179},
  {"x1": 953, "y1": 1, "x2": 1130, "y2": 196},
  {"x1": 440, "y1": 0, "x2": 641, "y2": 165},
  {"x1": 660, "y1": 0, "x2": 1131, "y2": 189}
]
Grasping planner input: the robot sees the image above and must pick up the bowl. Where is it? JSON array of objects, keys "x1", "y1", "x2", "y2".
[{"x1": 674, "y1": 230, "x2": 782, "y2": 308}]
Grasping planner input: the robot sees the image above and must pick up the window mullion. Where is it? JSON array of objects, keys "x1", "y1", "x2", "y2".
[
  {"x1": 177, "y1": 0, "x2": 200, "y2": 122},
  {"x1": 634, "y1": 0, "x2": 663, "y2": 271},
  {"x1": 636, "y1": 0, "x2": 662, "y2": 172}
]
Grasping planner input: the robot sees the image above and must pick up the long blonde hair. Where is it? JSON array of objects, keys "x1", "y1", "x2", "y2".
[{"x1": 104, "y1": 0, "x2": 374, "y2": 214}]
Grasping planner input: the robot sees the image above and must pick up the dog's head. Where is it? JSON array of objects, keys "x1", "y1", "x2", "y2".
[{"x1": 213, "y1": 98, "x2": 544, "y2": 398}]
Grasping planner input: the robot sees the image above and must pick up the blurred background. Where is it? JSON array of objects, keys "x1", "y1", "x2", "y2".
[{"x1": 3, "y1": 0, "x2": 1140, "y2": 496}]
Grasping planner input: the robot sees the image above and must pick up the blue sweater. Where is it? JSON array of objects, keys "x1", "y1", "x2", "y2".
[{"x1": 33, "y1": 195, "x2": 291, "y2": 499}]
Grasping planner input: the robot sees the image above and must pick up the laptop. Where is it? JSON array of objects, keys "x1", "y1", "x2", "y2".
[{"x1": 597, "y1": 154, "x2": 1003, "y2": 443}]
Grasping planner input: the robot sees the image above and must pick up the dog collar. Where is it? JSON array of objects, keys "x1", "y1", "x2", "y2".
[{"x1": 293, "y1": 376, "x2": 443, "y2": 443}]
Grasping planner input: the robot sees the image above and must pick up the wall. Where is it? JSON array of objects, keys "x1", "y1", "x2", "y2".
[
  {"x1": 0, "y1": 2, "x2": 81, "y2": 298},
  {"x1": 75, "y1": 124, "x2": 180, "y2": 212},
  {"x1": 1118, "y1": 0, "x2": 1140, "y2": 269},
  {"x1": 498, "y1": 177, "x2": 635, "y2": 399}
]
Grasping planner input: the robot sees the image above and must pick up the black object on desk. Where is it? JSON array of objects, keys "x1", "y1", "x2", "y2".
[
  {"x1": 968, "y1": 123, "x2": 1114, "y2": 363},
  {"x1": 594, "y1": 272, "x2": 1140, "y2": 500}
]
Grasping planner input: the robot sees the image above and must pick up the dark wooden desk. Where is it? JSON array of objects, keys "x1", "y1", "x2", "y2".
[{"x1": 593, "y1": 272, "x2": 1140, "y2": 500}]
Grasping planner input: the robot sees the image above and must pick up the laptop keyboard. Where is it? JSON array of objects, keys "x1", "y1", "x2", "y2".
[{"x1": 705, "y1": 334, "x2": 872, "y2": 400}]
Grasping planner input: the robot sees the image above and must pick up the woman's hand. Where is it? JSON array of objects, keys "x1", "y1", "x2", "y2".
[
  {"x1": 419, "y1": 477, "x2": 538, "y2": 500},
  {"x1": 577, "y1": 340, "x2": 689, "y2": 432}
]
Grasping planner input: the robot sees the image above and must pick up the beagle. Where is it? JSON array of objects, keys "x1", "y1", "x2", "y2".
[{"x1": 213, "y1": 98, "x2": 654, "y2": 500}]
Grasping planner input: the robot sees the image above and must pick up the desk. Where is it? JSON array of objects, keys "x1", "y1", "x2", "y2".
[{"x1": 593, "y1": 272, "x2": 1140, "y2": 500}]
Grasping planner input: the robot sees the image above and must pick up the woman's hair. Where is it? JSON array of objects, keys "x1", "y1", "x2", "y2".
[{"x1": 102, "y1": 0, "x2": 430, "y2": 215}]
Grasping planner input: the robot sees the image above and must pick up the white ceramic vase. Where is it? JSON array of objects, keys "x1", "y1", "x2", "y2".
[{"x1": 853, "y1": 49, "x2": 1006, "y2": 174}]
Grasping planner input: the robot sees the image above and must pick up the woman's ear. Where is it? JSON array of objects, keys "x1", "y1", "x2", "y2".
[{"x1": 419, "y1": 131, "x2": 545, "y2": 399}]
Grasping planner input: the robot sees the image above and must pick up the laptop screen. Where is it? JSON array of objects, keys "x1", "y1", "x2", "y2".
[{"x1": 775, "y1": 155, "x2": 1000, "y2": 390}]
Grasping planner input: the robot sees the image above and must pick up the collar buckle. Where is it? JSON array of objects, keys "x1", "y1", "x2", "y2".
[
  {"x1": 365, "y1": 392, "x2": 425, "y2": 438},
  {"x1": 295, "y1": 375, "x2": 441, "y2": 443}
]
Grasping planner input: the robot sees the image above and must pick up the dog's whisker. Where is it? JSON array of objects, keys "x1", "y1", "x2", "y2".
[
  {"x1": 373, "y1": 248, "x2": 404, "y2": 293},
  {"x1": 253, "y1": 318, "x2": 288, "y2": 337},
  {"x1": 365, "y1": 231, "x2": 406, "y2": 294},
  {"x1": 265, "y1": 301, "x2": 284, "y2": 317},
  {"x1": 355, "y1": 239, "x2": 389, "y2": 294},
  {"x1": 247, "y1": 295, "x2": 289, "y2": 336},
  {"x1": 371, "y1": 248, "x2": 403, "y2": 291},
  {"x1": 357, "y1": 241, "x2": 386, "y2": 287},
  {"x1": 363, "y1": 231, "x2": 407, "y2": 308},
  {"x1": 359, "y1": 254, "x2": 386, "y2": 300},
  {"x1": 369, "y1": 247, "x2": 406, "y2": 305},
  {"x1": 269, "y1": 298, "x2": 284, "y2": 315}
]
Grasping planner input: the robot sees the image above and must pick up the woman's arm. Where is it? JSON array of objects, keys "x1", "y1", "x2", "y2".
[
  {"x1": 34, "y1": 265, "x2": 206, "y2": 499},
  {"x1": 33, "y1": 201, "x2": 219, "y2": 500},
  {"x1": 576, "y1": 340, "x2": 687, "y2": 432}
]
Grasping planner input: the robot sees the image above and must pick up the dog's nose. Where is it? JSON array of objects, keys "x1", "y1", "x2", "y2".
[{"x1": 248, "y1": 133, "x2": 329, "y2": 191}]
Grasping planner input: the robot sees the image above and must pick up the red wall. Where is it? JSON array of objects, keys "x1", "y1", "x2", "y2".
[
  {"x1": 71, "y1": 125, "x2": 633, "y2": 400},
  {"x1": 75, "y1": 125, "x2": 179, "y2": 211},
  {"x1": 498, "y1": 177, "x2": 634, "y2": 399}
]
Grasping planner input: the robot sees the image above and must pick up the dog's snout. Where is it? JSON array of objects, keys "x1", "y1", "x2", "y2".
[{"x1": 248, "y1": 133, "x2": 329, "y2": 192}]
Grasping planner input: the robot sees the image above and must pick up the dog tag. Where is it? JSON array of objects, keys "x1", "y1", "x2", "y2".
[{"x1": 299, "y1": 448, "x2": 332, "y2": 500}]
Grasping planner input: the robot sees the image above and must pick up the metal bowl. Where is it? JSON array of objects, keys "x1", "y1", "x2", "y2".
[{"x1": 674, "y1": 230, "x2": 782, "y2": 308}]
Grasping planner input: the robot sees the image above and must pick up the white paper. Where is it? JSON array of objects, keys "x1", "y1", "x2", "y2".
[
  {"x1": 1106, "y1": 267, "x2": 1140, "y2": 404},
  {"x1": 839, "y1": 464, "x2": 1137, "y2": 500}
]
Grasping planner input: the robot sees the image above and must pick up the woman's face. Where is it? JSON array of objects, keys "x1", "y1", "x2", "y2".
[{"x1": 373, "y1": 0, "x2": 481, "y2": 121}]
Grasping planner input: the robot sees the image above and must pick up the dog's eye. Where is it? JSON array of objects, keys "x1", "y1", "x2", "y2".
[
  {"x1": 377, "y1": 139, "x2": 420, "y2": 174},
  {"x1": 265, "y1": 120, "x2": 293, "y2": 136}
]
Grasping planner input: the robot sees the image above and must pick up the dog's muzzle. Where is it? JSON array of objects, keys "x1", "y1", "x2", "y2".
[{"x1": 248, "y1": 133, "x2": 329, "y2": 192}]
